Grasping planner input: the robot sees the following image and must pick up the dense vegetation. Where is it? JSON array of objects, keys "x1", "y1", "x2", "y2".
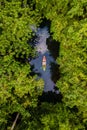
[{"x1": 0, "y1": 0, "x2": 87, "y2": 130}]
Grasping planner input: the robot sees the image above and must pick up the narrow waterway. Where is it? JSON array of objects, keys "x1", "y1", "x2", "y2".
[{"x1": 30, "y1": 26, "x2": 59, "y2": 94}]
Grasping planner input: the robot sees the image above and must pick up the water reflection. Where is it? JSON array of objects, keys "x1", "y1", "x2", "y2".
[{"x1": 30, "y1": 26, "x2": 59, "y2": 93}]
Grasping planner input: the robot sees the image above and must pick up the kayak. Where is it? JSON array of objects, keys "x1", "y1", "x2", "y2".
[{"x1": 42, "y1": 56, "x2": 46, "y2": 71}]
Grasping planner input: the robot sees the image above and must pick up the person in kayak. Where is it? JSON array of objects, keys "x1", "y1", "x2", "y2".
[{"x1": 42, "y1": 56, "x2": 46, "y2": 71}]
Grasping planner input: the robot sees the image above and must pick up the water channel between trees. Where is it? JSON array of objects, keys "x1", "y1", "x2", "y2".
[{"x1": 30, "y1": 25, "x2": 60, "y2": 95}]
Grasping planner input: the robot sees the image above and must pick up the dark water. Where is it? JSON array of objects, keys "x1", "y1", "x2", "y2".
[{"x1": 30, "y1": 26, "x2": 60, "y2": 94}]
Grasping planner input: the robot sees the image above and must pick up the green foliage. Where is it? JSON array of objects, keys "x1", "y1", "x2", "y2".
[
  {"x1": 40, "y1": 103, "x2": 85, "y2": 130},
  {"x1": 35, "y1": 0, "x2": 87, "y2": 129},
  {"x1": 0, "y1": 0, "x2": 44, "y2": 129},
  {"x1": 0, "y1": 0, "x2": 87, "y2": 129},
  {"x1": 17, "y1": 103, "x2": 85, "y2": 130}
]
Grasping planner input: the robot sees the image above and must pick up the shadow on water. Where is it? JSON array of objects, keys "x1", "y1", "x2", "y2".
[
  {"x1": 50, "y1": 62, "x2": 60, "y2": 83},
  {"x1": 29, "y1": 64, "x2": 42, "y2": 77},
  {"x1": 29, "y1": 65, "x2": 36, "y2": 76},
  {"x1": 39, "y1": 17, "x2": 51, "y2": 29},
  {"x1": 47, "y1": 36, "x2": 60, "y2": 59},
  {"x1": 38, "y1": 91, "x2": 62, "y2": 104},
  {"x1": 46, "y1": 35, "x2": 61, "y2": 84}
]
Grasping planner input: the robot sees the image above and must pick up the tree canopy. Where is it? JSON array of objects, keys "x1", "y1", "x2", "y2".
[
  {"x1": 0, "y1": 0, "x2": 87, "y2": 130},
  {"x1": 0, "y1": 0, "x2": 44, "y2": 129},
  {"x1": 35, "y1": 0, "x2": 87, "y2": 126}
]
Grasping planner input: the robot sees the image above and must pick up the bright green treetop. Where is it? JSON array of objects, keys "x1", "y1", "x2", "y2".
[{"x1": 0, "y1": 0, "x2": 44, "y2": 129}]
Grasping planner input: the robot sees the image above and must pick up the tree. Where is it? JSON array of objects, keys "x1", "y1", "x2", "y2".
[
  {"x1": 1, "y1": 0, "x2": 87, "y2": 129},
  {"x1": 0, "y1": 0, "x2": 44, "y2": 129},
  {"x1": 35, "y1": 0, "x2": 87, "y2": 127},
  {"x1": 18, "y1": 103, "x2": 85, "y2": 130},
  {"x1": 40, "y1": 103, "x2": 85, "y2": 130}
]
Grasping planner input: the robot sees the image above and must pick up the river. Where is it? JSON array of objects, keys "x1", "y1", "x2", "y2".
[{"x1": 30, "y1": 26, "x2": 59, "y2": 94}]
